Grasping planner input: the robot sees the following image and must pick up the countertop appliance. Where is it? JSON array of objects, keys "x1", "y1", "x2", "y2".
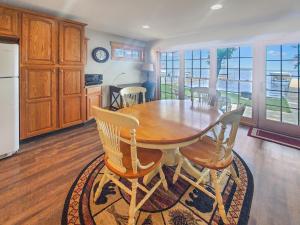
[
  {"x1": 85, "y1": 74, "x2": 103, "y2": 86},
  {"x1": 0, "y1": 43, "x2": 19, "y2": 159}
]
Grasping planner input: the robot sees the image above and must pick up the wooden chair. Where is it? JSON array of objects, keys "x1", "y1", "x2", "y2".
[
  {"x1": 92, "y1": 107, "x2": 168, "y2": 225},
  {"x1": 191, "y1": 87, "x2": 216, "y2": 107},
  {"x1": 120, "y1": 87, "x2": 146, "y2": 107},
  {"x1": 173, "y1": 105, "x2": 245, "y2": 224}
]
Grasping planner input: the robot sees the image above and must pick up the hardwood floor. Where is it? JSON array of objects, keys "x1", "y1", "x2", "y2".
[{"x1": 0, "y1": 122, "x2": 299, "y2": 225}]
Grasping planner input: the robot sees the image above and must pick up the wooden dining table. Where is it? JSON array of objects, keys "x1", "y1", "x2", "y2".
[{"x1": 118, "y1": 99, "x2": 223, "y2": 184}]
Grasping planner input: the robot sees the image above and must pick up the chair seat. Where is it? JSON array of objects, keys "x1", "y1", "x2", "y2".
[
  {"x1": 179, "y1": 136, "x2": 233, "y2": 170},
  {"x1": 105, "y1": 141, "x2": 163, "y2": 179}
]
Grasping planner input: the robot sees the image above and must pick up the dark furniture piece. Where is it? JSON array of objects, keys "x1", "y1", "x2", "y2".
[
  {"x1": 109, "y1": 83, "x2": 142, "y2": 111},
  {"x1": 85, "y1": 74, "x2": 103, "y2": 86}
]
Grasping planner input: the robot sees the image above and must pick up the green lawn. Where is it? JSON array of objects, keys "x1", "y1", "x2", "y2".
[{"x1": 160, "y1": 84, "x2": 292, "y2": 113}]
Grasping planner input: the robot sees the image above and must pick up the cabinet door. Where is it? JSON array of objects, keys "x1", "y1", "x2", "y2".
[
  {"x1": 20, "y1": 67, "x2": 58, "y2": 139},
  {"x1": 86, "y1": 87, "x2": 102, "y2": 120},
  {"x1": 0, "y1": 6, "x2": 19, "y2": 37},
  {"x1": 59, "y1": 67, "x2": 86, "y2": 128},
  {"x1": 59, "y1": 22, "x2": 84, "y2": 65},
  {"x1": 21, "y1": 13, "x2": 57, "y2": 65}
]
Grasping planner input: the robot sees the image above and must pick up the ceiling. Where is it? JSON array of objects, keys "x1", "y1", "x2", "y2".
[{"x1": 1, "y1": 0, "x2": 300, "y2": 42}]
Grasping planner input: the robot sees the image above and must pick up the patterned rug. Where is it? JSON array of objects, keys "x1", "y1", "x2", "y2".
[{"x1": 62, "y1": 151, "x2": 253, "y2": 225}]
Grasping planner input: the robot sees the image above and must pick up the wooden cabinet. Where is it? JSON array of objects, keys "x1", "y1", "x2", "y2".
[
  {"x1": 0, "y1": 6, "x2": 19, "y2": 37},
  {"x1": 21, "y1": 13, "x2": 57, "y2": 65},
  {"x1": 59, "y1": 21, "x2": 84, "y2": 65},
  {"x1": 0, "y1": 4, "x2": 87, "y2": 139},
  {"x1": 20, "y1": 67, "x2": 58, "y2": 139},
  {"x1": 59, "y1": 67, "x2": 86, "y2": 128},
  {"x1": 86, "y1": 86, "x2": 102, "y2": 120}
]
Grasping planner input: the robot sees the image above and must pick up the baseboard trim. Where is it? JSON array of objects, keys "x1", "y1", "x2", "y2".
[{"x1": 20, "y1": 120, "x2": 96, "y2": 144}]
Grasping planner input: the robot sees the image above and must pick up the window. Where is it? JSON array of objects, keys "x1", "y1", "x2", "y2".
[
  {"x1": 266, "y1": 44, "x2": 300, "y2": 125},
  {"x1": 160, "y1": 51, "x2": 180, "y2": 99},
  {"x1": 111, "y1": 42, "x2": 144, "y2": 62},
  {"x1": 184, "y1": 49, "x2": 210, "y2": 98},
  {"x1": 217, "y1": 46, "x2": 253, "y2": 117}
]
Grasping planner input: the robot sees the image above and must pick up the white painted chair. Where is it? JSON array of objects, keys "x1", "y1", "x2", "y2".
[
  {"x1": 173, "y1": 105, "x2": 245, "y2": 224},
  {"x1": 92, "y1": 107, "x2": 168, "y2": 225},
  {"x1": 217, "y1": 91, "x2": 232, "y2": 112},
  {"x1": 191, "y1": 87, "x2": 216, "y2": 107},
  {"x1": 120, "y1": 87, "x2": 146, "y2": 108}
]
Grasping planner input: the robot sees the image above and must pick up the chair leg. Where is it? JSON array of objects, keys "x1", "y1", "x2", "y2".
[
  {"x1": 94, "y1": 167, "x2": 109, "y2": 202},
  {"x1": 210, "y1": 170, "x2": 229, "y2": 224},
  {"x1": 173, "y1": 156, "x2": 183, "y2": 184},
  {"x1": 158, "y1": 164, "x2": 168, "y2": 191},
  {"x1": 230, "y1": 165, "x2": 241, "y2": 187},
  {"x1": 128, "y1": 179, "x2": 138, "y2": 225}
]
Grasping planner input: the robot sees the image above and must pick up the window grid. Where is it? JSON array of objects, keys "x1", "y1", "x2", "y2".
[
  {"x1": 266, "y1": 44, "x2": 300, "y2": 125},
  {"x1": 160, "y1": 52, "x2": 179, "y2": 99},
  {"x1": 184, "y1": 50, "x2": 210, "y2": 99},
  {"x1": 217, "y1": 47, "x2": 253, "y2": 117}
]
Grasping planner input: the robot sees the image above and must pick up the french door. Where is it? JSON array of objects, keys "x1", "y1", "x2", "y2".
[{"x1": 257, "y1": 43, "x2": 300, "y2": 137}]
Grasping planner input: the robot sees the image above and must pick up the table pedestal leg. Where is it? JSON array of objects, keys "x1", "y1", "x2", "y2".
[
  {"x1": 143, "y1": 148, "x2": 208, "y2": 185},
  {"x1": 143, "y1": 148, "x2": 178, "y2": 185}
]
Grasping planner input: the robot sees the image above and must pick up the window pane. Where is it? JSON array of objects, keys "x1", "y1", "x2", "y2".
[
  {"x1": 266, "y1": 91, "x2": 281, "y2": 106},
  {"x1": 201, "y1": 59, "x2": 210, "y2": 68},
  {"x1": 193, "y1": 50, "x2": 201, "y2": 59},
  {"x1": 185, "y1": 51, "x2": 192, "y2": 60},
  {"x1": 227, "y1": 81, "x2": 239, "y2": 92},
  {"x1": 240, "y1": 69, "x2": 252, "y2": 81},
  {"x1": 192, "y1": 69, "x2": 200, "y2": 77},
  {"x1": 167, "y1": 52, "x2": 173, "y2": 60},
  {"x1": 282, "y1": 61, "x2": 298, "y2": 75},
  {"x1": 173, "y1": 52, "x2": 179, "y2": 60},
  {"x1": 201, "y1": 50, "x2": 210, "y2": 59},
  {"x1": 240, "y1": 46, "x2": 253, "y2": 57},
  {"x1": 266, "y1": 61, "x2": 281, "y2": 71},
  {"x1": 267, "y1": 45, "x2": 281, "y2": 60},
  {"x1": 267, "y1": 107, "x2": 281, "y2": 122},
  {"x1": 228, "y1": 58, "x2": 239, "y2": 68},
  {"x1": 228, "y1": 47, "x2": 239, "y2": 58},
  {"x1": 160, "y1": 52, "x2": 166, "y2": 59},
  {"x1": 193, "y1": 60, "x2": 200, "y2": 68},
  {"x1": 282, "y1": 44, "x2": 298, "y2": 60},
  {"x1": 283, "y1": 92, "x2": 298, "y2": 109},
  {"x1": 167, "y1": 60, "x2": 172, "y2": 68},
  {"x1": 173, "y1": 60, "x2": 180, "y2": 69},
  {"x1": 185, "y1": 60, "x2": 192, "y2": 68},
  {"x1": 240, "y1": 81, "x2": 252, "y2": 95},
  {"x1": 282, "y1": 108, "x2": 298, "y2": 125},
  {"x1": 218, "y1": 58, "x2": 227, "y2": 69},
  {"x1": 201, "y1": 69, "x2": 210, "y2": 79},
  {"x1": 266, "y1": 76, "x2": 281, "y2": 91},
  {"x1": 160, "y1": 60, "x2": 166, "y2": 69},
  {"x1": 173, "y1": 69, "x2": 180, "y2": 77},
  {"x1": 200, "y1": 79, "x2": 209, "y2": 87},
  {"x1": 240, "y1": 58, "x2": 253, "y2": 69},
  {"x1": 228, "y1": 69, "x2": 239, "y2": 81},
  {"x1": 185, "y1": 68, "x2": 192, "y2": 77},
  {"x1": 217, "y1": 48, "x2": 228, "y2": 58}
]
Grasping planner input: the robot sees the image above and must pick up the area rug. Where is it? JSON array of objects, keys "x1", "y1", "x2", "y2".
[
  {"x1": 248, "y1": 127, "x2": 300, "y2": 150},
  {"x1": 62, "y1": 152, "x2": 253, "y2": 225}
]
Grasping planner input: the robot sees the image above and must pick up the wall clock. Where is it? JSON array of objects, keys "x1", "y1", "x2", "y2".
[{"x1": 92, "y1": 47, "x2": 109, "y2": 63}]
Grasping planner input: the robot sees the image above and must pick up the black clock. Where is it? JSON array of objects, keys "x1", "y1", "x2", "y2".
[{"x1": 92, "y1": 47, "x2": 109, "y2": 63}]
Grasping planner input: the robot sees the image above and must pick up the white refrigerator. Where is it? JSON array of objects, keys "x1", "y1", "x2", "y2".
[{"x1": 0, "y1": 43, "x2": 19, "y2": 159}]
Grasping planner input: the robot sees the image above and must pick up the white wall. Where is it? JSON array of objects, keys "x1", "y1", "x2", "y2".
[{"x1": 85, "y1": 29, "x2": 147, "y2": 107}]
